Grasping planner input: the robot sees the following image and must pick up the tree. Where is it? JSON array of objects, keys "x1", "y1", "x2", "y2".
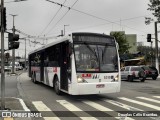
[
  {"x1": 147, "y1": 0, "x2": 160, "y2": 22},
  {"x1": 110, "y1": 32, "x2": 131, "y2": 54}
]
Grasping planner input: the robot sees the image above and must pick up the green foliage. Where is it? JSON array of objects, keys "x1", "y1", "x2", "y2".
[
  {"x1": 148, "y1": 0, "x2": 160, "y2": 22},
  {"x1": 137, "y1": 45, "x2": 153, "y2": 62},
  {"x1": 110, "y1": 32, "x2": 131, "y2": 54}
]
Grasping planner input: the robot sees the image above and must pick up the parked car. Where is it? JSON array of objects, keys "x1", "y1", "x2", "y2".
[
  {"x1": 141, "y1": 66, "x2": 158, "y2": 80},
  {"x1": 4, "y1": 63, "x2": 11, "y2": 72},
  {"x1": 10, "y1": 62, "x2": 23, "y2": 71},
  {"x1": 121, "y1": 66, "x2": 146, "y2": 82}
]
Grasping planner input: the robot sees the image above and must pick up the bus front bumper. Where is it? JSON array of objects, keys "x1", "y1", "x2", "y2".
[{"x1": 70, "y1": 82, "x2": 120, "y2": 95}]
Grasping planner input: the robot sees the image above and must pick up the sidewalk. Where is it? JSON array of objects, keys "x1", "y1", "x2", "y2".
[
  {"x1": 0, "y1": 98, "x2": 31, "y2": 120},
  {"x1": 0, "y1": 71, "x2": 31, "y2": 120}
]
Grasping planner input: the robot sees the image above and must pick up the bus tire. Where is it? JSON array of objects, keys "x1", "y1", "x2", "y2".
[
  {"x1": 141, "y1": 78, "x2": 145, "y2": 82},
  {"x1": 54, "y1": 77, "x2": 61, "y2": 95},
  {"x1": 128, "y1": 76, "x2": 133, "y2": 82}
]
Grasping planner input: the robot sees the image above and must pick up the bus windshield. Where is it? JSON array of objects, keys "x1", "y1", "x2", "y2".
[{"x1": 74, "y1": 43, "x2": 118, "y2": 72}]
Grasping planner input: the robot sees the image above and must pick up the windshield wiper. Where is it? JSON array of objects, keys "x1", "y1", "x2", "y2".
[
  {"x1": 102, "y1": 43, "x2": 108, "y2": 62},
  {"x1": 84, "y1": 42, "x2": 98, "y2": 61}
]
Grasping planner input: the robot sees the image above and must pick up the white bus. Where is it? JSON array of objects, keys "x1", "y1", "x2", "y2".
[{"x1": 28, "y1": 32, "x2": 121, "y2": 95}]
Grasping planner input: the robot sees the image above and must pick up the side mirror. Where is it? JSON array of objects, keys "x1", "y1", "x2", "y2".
[{"x1": 116, "y1": 42, "x2": 119, "y2": 50}]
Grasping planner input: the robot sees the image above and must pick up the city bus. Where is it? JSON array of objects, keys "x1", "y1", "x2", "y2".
[{"x1": 28, "y1": 32, "x2": 121, "y2": 95}]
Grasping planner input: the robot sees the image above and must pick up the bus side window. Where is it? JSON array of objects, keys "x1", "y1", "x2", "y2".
[
  {"x1": 44, "y1": 60, "x2": 48, "y2": 67},
  {"x1": 48, "y1": 61, "x2": 59, "y2": 67}
]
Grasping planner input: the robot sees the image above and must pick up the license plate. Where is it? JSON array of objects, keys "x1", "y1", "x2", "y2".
[{"x1": 96, "y1": 84, "x2": 105, "y2": 88}]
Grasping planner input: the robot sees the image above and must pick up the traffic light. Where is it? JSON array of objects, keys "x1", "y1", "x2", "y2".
[
  {"x1": 0, "y1": 7, "x2": 7, "y2": 31},
  {"x1": 3, "y1": 7, "x2": 6, "y2": 31},
  {"x1": 147, "y1": 34, "x2": 151, "y2": 42},
  {"x1": 8, "y1": 33, "x2": 20, "y2": 50}
]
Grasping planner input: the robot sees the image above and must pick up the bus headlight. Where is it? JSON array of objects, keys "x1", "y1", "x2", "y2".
[
  {"x1": 77, "y1": 76, "x2": 88, "y2": 83},
  {"x1": 111, "y1": 74, "x2": 119, "y2": 82}
]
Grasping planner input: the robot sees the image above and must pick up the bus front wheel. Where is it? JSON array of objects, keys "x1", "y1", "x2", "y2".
[{"x1": 54, "y1": 77, "x2": 61, "y2": 95}]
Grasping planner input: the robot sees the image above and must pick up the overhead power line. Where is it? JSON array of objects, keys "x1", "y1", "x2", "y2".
[
  {"x1": 39, "y1": 0, "x2": 67, "y2": 36},
  {"x1": 45, "y1": 0, "x2": 79, "y2": 35},
  {"x1": 5, "y1": 0, "x2": 27, "y2": 3},
  {"x1": 46, "y1": 0, "x2": 150, "y2": 34},
  {"x1": 15, "y1": 29, "x2": 57, "y2": 40}
]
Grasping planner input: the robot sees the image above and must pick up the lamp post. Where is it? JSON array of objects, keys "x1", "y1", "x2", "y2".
[
  {"x1": 64, "y1": 25, "x2": 69, "y2": 36},
  {"x1": 10, "y1": 14, "x2": 18, "y2": 74}
]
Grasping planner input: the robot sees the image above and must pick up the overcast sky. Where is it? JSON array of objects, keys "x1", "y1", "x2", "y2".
[{"x1": 3, "y1": 0, "x2": 157, "y2": 57}]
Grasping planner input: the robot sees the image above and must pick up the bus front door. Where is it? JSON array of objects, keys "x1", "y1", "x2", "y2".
[{"x1": 60, "y1": 42, "x2": 69, "y2": 91}]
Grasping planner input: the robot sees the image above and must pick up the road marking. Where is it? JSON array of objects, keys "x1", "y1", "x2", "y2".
[
  {"x1": 105, "y1": 100, "x2": 158, "y2": 120},
  {"x1": 57, "y1": 100, "x2": 97, "y2": 120},
  {"x1": 137, "y1": 97, "x2": 160, "y2": 104},
  {"x1": 105, "y1": 100, "x2": 143, "y2": 111},
  {"x1": 16, "y1": 97, "x2": 30, "y2": 111},
  {"x1": 4, "y1": 118, "x2": 14, "y2": 120},
  {"x1": 119, "y1": 97, "x2": 160, "y2": 110},
  {"x1": 83, "y1": 100, "x2": 113, "y2": 111},
  {"x1": 83, "y1": 100, "x2": 135, "y2": 120},
  {"x1": 32, "y1": 101, "x2": 60, "y2": 120},
  {"x1": 153, "y1": 96, "x2": 160, "y2": 99}
]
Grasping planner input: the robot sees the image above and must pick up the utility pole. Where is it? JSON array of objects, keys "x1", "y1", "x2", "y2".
[
  {"x1": 25, "y1": 38, "x2": 26, "y2": 70},
  {"x1": 151, "y1": 41, "x2": 153, "y2": 66},
  {"x1": 1, "y1": 0, "x2": 5, "y2": 110},
  {"x1": 155, "y1": 21, "x2": 159, "y2": 73},
  {"x1": 10, "y1": 14, "x2": 18, "y2": 74}
]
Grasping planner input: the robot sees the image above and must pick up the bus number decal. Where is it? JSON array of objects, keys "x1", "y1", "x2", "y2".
[{"x1": 104, "y1": 76, "x2": 114, "y2": 79}]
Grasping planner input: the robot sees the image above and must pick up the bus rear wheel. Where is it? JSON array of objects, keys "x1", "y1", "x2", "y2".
[
  {"x1": 54, "y1": 77, "x2": 61, "y2": 95},
  {"x1": 128, "y1": 76, "x2": 133, "y2": 82}
]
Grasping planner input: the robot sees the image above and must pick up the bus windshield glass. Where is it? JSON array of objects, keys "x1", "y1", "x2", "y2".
[{"x1": 73, "y1": 34, "x2": 118, "y2": 72}]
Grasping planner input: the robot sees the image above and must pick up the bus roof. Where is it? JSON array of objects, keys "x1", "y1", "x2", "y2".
[
  {"x1": 28, "y1": 32, "x2": 115, "y2": 55},
  {"x1": 28, "y1": 35, "x2": 70, "y2": 55}
]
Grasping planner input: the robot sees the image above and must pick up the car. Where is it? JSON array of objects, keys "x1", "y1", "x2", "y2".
[
  {"x1": 10, "y1": 62, "x2": 23, "y2": 71},
  {"x1": 4, "y1": 63, "x2": 11, "y2": 72},
  {"x1": 121, "y1": 66, "x2": 146, "y2": 82},
  {"x1": 141, "y1": 66, "x2": 158, "y2": 80}
]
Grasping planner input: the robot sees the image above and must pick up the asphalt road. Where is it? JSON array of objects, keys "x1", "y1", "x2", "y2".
[
  {"x1": 16, "y1": 72, "x2": 160, "y2": 120},
  {"x1": 1, "y1": 72, "x2": 160, "y2": 120}
]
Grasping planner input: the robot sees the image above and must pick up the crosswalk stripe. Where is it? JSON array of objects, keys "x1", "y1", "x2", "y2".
[
  {"x1": 119, "y1": 97, "x2": 160, "y2": 110},
  {"x1": 153, "y1": 96, "x2": 160, "y2": 99},
  {"x1": 137, "y1": 97, "x2": 160, "y2": 104},
  {"x1": 83, "y1": 100, "x2": 135, "y2": 120},
  {"x1": 32, "y1": 101, "x2": 60, "y2": 120},
  {"x1": 57, "y1": 100, "x2": 82, "y2": 111},
  {"x1": 4, "y1": 118, "x2": 14, "y2": 120},
  {"x1": 83, "y1": 101, "x2": 113, "y2": 111},
  {"x1": 57, "y1": 100, "x2": 97, "y2": 120},
  {"x1": 105, "y1": 100, "x2": 143, "y2": 111}
]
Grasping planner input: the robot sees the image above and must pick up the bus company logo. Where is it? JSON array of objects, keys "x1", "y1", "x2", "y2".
[
  {"x1": 92, "y1": 74, "x2": 100, "y2": 79},
  {"x1": 82, "y1": 74, "x2": 91, "y2": 78}
]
